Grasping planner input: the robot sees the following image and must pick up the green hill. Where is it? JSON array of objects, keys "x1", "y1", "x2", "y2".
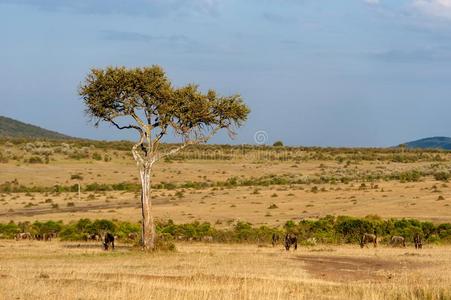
[
  {"x1": 0, "y1": 115, "x2": 73, "y2": 139},
  {"x1": 402, "y1": 137, "x2": 451, "y2": 150}
]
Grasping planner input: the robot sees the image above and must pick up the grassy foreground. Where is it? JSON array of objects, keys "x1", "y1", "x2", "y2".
[{"x1": 0, "y1": 240, "x2": 450, "y2": 300}]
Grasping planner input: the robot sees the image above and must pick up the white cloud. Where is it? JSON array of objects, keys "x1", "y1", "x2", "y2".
[{"x1": 413, "y1": 0, "x2": 451, "y2": 19}]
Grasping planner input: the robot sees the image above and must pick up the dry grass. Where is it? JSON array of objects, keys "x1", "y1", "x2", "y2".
[
  {"x1": 0, "y1": 240, "x2": 450, "y2": 300},
  {"x1": 1, "y1": 179, "x2": 451, "y2": 225},
  {"x1": 2, "y1": 144, "x2": 451, "y2": 299},
  {"x1": 2, "y1": 143, "x2": 451, "y2": 224}
]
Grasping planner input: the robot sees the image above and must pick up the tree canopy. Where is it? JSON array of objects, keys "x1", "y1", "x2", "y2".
[{"x1": 79, "y1": 66, "x2": 250, "y2": 157}]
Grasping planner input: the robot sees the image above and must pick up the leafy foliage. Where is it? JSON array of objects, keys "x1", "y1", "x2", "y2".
[
  {"x1": 79, "y1": 66, "x2": 250, "y2": 154},
  {"x1": 2, "y1": 217, "x2": 451, "y2": 245}
]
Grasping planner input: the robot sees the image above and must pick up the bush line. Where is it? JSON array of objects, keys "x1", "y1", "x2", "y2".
[
  {"x1": 1, "y1": 215, "x2": 450, "y2": 245},
  {"x1": 1, "y1": 169, "x2": 451, "y2": 193}
]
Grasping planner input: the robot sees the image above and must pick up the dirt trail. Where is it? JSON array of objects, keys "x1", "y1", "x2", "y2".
[
  {"x1": 0, "y1": 202, "x2": 139, "y2": 217},
  {"x1": 294, "y1": 254, "x2": 426, "y2": 282},
  {"x1": 0, "y1": 196, "x2": 187, "y2": 218}
]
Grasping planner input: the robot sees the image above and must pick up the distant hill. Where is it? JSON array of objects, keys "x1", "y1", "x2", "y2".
[
  {"x1": 401, "y1": 137, "x2": 451, "y2": 150},
  {"x1": 0, "y1": 115, "x2": 73, "y2": 139}
]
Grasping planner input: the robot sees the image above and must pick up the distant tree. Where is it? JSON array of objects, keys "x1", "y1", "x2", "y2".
[
  {"x1": 273, "y1": 141, "x2": 284, "y2": 147},
  {"x1": 79, "y1": 66, "x2": 250, "y2": 250}
]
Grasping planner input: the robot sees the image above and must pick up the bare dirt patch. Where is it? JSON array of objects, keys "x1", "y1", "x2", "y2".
[{"x1": 294, "y1": 254, "x2": 427, "y2": 283}]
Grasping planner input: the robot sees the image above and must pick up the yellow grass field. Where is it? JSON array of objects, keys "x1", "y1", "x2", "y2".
[
  {"x1": 1, "y1": 146, "x2": 451, "y2": 225},
  {"x1": 1, "y1": 141, "x2": 451, "y2": 299},
  {"x1": 0, "y1": 240, "x2": 450, "y2": 300}
]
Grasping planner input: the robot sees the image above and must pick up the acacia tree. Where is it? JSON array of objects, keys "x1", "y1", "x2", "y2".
[{"x1": 79, "y1": 66, "x2": 250, "y2": 250}]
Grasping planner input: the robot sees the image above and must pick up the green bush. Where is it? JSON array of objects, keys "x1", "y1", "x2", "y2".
[
  {"x1": 434, "y1": 172, "x2": 450, "y2": 182},
  {"x1": 92, "y1": 152, "x2": 102, "y2": 161},
  {"x1": 0, "y1": 222, "x2": 20, "y2": 239},
  {"x1": 2, "y1": 216, "x2": 451, "y2": 246},
  {"x1": 27, "y1": 156, "x2": 44, "y2": 164}
]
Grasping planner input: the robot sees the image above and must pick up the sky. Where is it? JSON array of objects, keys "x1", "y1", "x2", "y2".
[{"x1": 1, "y1": 0, "x2": 451, "y2": 147}]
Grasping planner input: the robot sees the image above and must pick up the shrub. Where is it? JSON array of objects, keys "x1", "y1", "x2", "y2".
[
  {"x1": 0, "y1": 222, "x2": 20, "y2": 239},
  {"x1": 155, "y1": 236, "x2": 176, "y2": 252},
  {"x1": 0, "y1": 151, "x2": 8, "y2": 163},
  {"x1": 92, "y1": 152, "x2": 102, "y2": 161},
  {"x1": 2, "y1": 216, "x2": 451, "y2": 245},
  {"x1": 434, "y1": 172, "x2": 450, "y2": 182},
  {"x1": 70, "y1": 174, "x2": 83, "y2": 180},
  {"x1": 27, "y1": 156, "x2": 44, "y2": 164}
]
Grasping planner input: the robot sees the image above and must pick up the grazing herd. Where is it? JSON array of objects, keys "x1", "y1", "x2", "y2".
[
  {"x1": 15, "y1": 232, "x2": 57, "y2": 241},
  {"x1": 14, "y1": 230, "x2": 139, "y2": 251},
  {"x1": 14, "y1": 230, "x2": 424, "y2": 251},
  {"x1": 270, "y1": 231, "x2": 423, "y2": 251}
]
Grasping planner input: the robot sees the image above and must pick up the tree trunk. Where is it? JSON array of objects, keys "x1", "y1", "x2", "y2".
[{"x1": 140, "y1": 165, "x2": 156, "y2": 250}]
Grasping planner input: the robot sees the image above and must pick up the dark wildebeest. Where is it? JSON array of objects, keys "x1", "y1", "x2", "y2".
[
  {"x1": 128, "y1": 232, "x2": 138, "y2": 241},
  {"x1": 284, "y1": 233, "x2": 297, "y2": 251},
  {"x1": 35, "y1": 233, "x2": 52, "y2": 241},
  {"x1": 15, "y1": 232, "x2": 32, "y2": 241},
  {"x1": 390, "y1": 236, "x2": 406, "y2": 247},
  {"x1": 103, "y1": 233, "x2": 115, "y2": 250},
  {"x1": 360, "y1": 232, "x2": 377, "y2": 248},
  {"x1": 414, "y1": 233, "x2": 422, "y2": 249},
  {"x1": 272, "y1": 233, "x2": 280, "y2": 247}
]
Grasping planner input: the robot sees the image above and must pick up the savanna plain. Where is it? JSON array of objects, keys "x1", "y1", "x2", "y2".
[{"x1": 1, "y1": 139, "x2": 451, "y2": 299}]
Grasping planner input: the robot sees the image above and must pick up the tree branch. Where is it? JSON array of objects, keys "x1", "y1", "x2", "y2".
[
  {"x1": 130, "y1": 111, "x2": 147, "y2": 129},
  {"x1": 110, "y1": 120, "x2": 142, "y2": 132},
  {"x1": 132, "y1": 132, "x2": 146, "y2": 166},
  {"x1": 156, "y1": 125, "x2": 221, "y2": 161}
]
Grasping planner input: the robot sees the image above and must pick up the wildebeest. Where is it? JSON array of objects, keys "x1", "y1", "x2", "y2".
[
  {"x1": 284, "y1": 233, "x2": 297, "y2": 251},
  {"x1": 15, "y1": 232, "x2": 32, "y2": 241},
  {"x1": 305, "y1": 237, "x2": 317, "y2": 246},
  {"x1": 103, "y1": 233, "x2": 115, "y2": 250},
  {"x1": 271, "y1": 233, "x2": 280, "y2": 247},
  {"x1": 360, "y1": 232, "x2": 377, "y2": 248},
  {"x1": 414, "y1": 233, "x2": 422, "y2": 249},
  {"x1": 202, "y1": 236, "x2": 213, "y2": 242},
  {"x1": 390, "y1": 236, "x2": 406, "y2": 247},
  {"x1": 35, "y1": 233, "x2": 52, "y2": 241},
  {"x1": 86, "y1": 233, "x2": 101, "y2": 242},
  {"x1": 128, "y1": 232, "x2": 138, "y2": 241}
]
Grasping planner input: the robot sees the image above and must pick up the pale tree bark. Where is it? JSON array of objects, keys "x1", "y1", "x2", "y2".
[
  {"x1": 131, "y1": 125, "x2": 221, "y2": 251},
  {"x1": 139, "y1": 163, "x2": 155, "y2": 250},
  {"x1": 131, "y1": 131, "x2": 157, "y2": 251}
]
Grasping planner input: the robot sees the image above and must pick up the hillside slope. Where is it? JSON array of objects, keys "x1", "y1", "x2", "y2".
[
  {"x1": 0, "y1": 115, "x2": 72, "y2": 139},
  {"x1": 403, "y1": 136, "x2": 451, "y2": 150}
]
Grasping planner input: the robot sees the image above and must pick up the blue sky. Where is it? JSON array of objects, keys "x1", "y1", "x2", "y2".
[{"x1": 1, "y1": 0, "x2": 451, "y2": 147}]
